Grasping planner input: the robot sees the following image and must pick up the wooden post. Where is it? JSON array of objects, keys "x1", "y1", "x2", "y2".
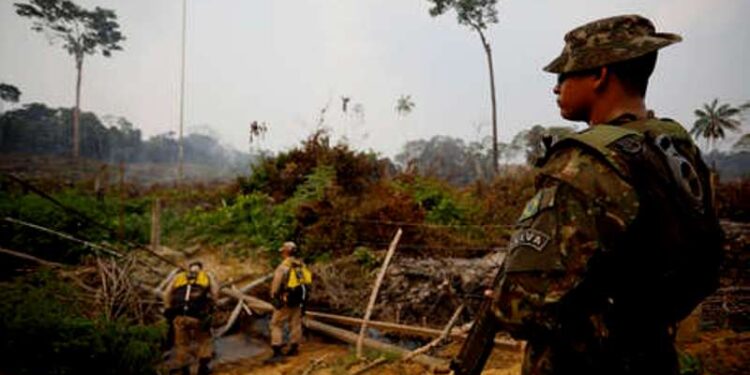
[
  {"x1": 357, "y1": 228, "x2": 402, "y2": 358},
  {"x1": 150, "y1": 198, "x2": 161, "y2": 252}
]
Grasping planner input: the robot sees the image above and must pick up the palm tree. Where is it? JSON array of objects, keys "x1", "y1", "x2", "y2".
[
  {"x1": 690, "y1": 99, "x2": 744, "y2": 152},
  {"x1": 395, "y1": 95, "x2": 415, "y2": 117}
]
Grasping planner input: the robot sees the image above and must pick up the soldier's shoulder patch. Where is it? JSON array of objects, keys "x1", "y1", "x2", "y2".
[
  {"x1": 517, "y1": 186, "x2": 558, "y2": 223},
  {"x1": 509, "y1": 228, "x2": 551, "y2": 252}
]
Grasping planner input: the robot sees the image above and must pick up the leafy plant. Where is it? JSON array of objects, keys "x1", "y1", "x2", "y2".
[{"x1": 0, "y1": 270, "x2": 164, "y2": 375}]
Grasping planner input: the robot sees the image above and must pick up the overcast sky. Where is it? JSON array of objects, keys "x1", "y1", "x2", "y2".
[{"x1": 1, "y1": 0, "x2": 748, "y2": 157}]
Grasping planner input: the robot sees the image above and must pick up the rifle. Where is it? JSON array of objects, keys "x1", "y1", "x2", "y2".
[{"x1": 449, "y1": 264, "x2": 505, "y2": 375}]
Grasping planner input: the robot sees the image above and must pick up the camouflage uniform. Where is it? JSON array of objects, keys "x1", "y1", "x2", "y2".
[{"x1": 491, "y1": 15, "x2": 718, "y2": 375}]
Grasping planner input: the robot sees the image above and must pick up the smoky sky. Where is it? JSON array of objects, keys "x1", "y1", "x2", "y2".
[{"x1": 1, "y1": 0, "x2": 748, "y2": 157}]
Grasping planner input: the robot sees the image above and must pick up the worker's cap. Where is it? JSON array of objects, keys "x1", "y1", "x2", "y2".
[
  {"x1": 544, "y1": 14, "x2": 682, "y2": 74},
  {"x1": 279, "y1": 241, "x2": 297, "y2": 253}
]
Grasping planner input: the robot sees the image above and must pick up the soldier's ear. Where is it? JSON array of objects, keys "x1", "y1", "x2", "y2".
[{"x1": 593, "y1": 66, "x2": 609, "y2": 92}]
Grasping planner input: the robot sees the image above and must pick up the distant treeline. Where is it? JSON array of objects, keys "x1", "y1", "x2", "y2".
[
  {"x1": 0, "y1": 103, "x2": 249, "y2": 171},
  {"x1": 1, "y1": 103, "x2": 746, "y2": 183}
]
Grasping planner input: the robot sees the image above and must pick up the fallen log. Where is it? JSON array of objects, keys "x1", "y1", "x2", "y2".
[
  {"x1": 216, "y1": 273, "x2": 273, "y2": 307},
  {"x1": 307, "y1": 311, "x2": 517, "y2": 348},
  {"x1": 304, "y1": 318, "x2": 448, "y2": 371},
  {"x1": 215, "y1": 299, "x2": 245, "y2": 337},
  {"x1": 219, "y1": 287, "x2": 274, "y2": 313}
]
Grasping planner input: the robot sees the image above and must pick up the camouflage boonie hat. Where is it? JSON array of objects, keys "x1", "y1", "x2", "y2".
[{"x1": 544, "y1": 14, "x2": 682, "y2": 74}]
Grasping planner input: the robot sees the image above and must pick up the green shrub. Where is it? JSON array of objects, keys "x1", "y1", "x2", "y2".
[
  {"x1": 678, "y1": 351, "x2": 703, "y2": 375},
  {"x1": 177, "y1": 192, "x2": 296, "y2": 256},
  {"x1": 353, "y1": 246, "x2": 378, "y2": 269},
  {"x1": 0, "y1": 270, "x2": 164, "y2": 375}
]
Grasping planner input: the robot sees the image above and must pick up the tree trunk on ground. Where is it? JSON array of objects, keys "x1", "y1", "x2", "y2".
[
  {"x1": 73, "y1": 55, "x2": 83, "y2": 159},
  {"x1": 305, "y1": 318, "x2": 448, "y2": 370}
]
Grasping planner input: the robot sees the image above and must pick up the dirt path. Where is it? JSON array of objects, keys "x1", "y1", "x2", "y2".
[{"x1": 211, "y1": 334, "x2": 523, "y2": 375}]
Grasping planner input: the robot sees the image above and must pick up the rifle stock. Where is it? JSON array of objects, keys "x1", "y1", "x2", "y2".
[{"x1": 450, "y1": 266, "x2": 505, "y2": 375}]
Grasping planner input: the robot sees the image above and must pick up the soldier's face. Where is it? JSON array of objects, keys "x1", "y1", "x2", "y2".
[{"x1": 554, "y1": 71, "x2": 598, "y2": 122}]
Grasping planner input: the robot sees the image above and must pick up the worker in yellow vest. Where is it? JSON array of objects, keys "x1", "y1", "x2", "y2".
[
  {"x1": 164, "y1": 261, "x2": 218, "y2": 375},
  {"x1": 267, "y1": 241, "x2": 312, "y2": 363}
]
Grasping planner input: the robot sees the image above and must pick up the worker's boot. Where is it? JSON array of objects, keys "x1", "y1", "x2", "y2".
[
  {"x1": 286, "y1": 343, "x2": 299, "y2": 356},
  {"x1": 265, "y1": 345, "x2": 285, "y2": 364}
]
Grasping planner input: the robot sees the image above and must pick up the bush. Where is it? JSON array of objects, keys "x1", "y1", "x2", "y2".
[
  {"x1": 178, "y1": 192, "x2": 296, "y2": 256},
  {"x1": 0, "y1": 187, "x2": 154, "y2": 268},
  {"x1": 0, "y1": 270, "x2": 164, "y2": 375}
]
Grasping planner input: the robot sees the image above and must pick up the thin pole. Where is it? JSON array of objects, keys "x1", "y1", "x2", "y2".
[
  {"x1": 357, "y1": 228, "x2": 402, "y2": 358},
  {"x1": 178, "y1": 0, "x2": 187, "y2": 182}
]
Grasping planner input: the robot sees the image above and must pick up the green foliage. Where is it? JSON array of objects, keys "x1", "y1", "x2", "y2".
[
  {"x1": 678, "y1": 351, "x2": 703, "y2": 375},
  {"x1": 179, "y1": 192, "x2": 296, "y2": 256},
  {"x1": 427, "y1": 0, "x2": 499, "y2": 29},
  {"x1": 288, "y1": 164, "x2": 335, "y2": 204},
  {"x1": 15, "y1": 0, "x2": 125, "y2": 62},
  {"x1": 353, "y1": 246, "x2": 378, "y2": 269},
  {"x1": 691, "y1": 98, "x2": 746, "y2": 151},
  {"x1": 403, "y1": 177, "x2": 478, "y2": 225},
  {"x1": 0, "y1": 187, "x2": 152, "y2": 264},
  {"x1": 241, "y1": 130, "x2": 388, "y2": 201},
  {"x1": 0, "y1": 270, "x2": 164, "y2": 375}
]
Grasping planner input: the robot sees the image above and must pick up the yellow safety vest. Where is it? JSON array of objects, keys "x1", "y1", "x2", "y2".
[
  {"x1": 283, "y1": 259, "x2": 312, "y2": 288},
  {"x1": 172, "y1": 270, "x2": 210, "y2": 289}
]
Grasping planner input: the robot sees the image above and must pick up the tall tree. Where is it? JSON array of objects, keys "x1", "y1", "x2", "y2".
[
  {"x1": 690, "y1": 98, "x2": 745, "y2": 152},
  {"x1": 15, "y1": 0, "x2": 125, "y2": 159},
  {"x1": 427, "y1": 0, "x2": 500, "y2": 174}
]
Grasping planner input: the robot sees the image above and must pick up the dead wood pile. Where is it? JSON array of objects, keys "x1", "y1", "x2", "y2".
[{"x1": 312, "y1": 251, "x2": 505, "y2": 326}]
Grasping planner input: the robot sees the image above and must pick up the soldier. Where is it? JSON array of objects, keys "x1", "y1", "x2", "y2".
[
  {"x1": 483, "y1": 15, "x2": 722, "y2": 375},
  {"x1": 267, "y1": 241, "x2": 312, "y2": 363},
  {"x1": 164, "y1": 261, "x2": 219, "y2": 375}
]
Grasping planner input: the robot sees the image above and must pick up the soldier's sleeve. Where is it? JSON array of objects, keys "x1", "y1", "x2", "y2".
[{"x1": 492, "y1": 147, "x2": 639, "y2": 341}]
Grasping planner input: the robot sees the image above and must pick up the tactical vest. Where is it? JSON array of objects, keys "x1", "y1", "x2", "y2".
[
  {"x1": 547, "y1": 118, "x2": 723, "y2": 329},
  {"x1": 170, "y1": 270, "x2": 213, "y2": 318},
  {"x1": 282, "y1": 258, "x2": 312, "y2": 308}
]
